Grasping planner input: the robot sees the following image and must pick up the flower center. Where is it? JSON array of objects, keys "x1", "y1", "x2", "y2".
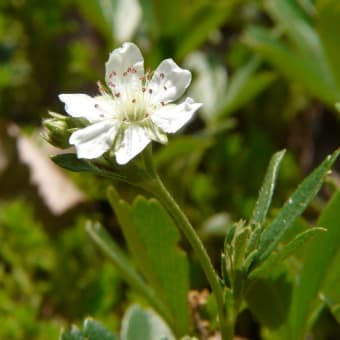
[{"x1": 104, "y1": 66, "x2": 163, "y2": 124}]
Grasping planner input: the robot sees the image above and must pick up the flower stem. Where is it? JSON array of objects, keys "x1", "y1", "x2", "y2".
[{"x1": 143, "y1": 146, "x2": 233, "y2": 339}]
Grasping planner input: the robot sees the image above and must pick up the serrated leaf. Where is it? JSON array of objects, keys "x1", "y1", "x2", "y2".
[
  {"x1": 121, "y1": 305, "x2": 175, "y2": 340},
  {"x1": 289, "y1": 190, "x2": 340, "y2": 338},
  {"x1": 256, "y1": 149, "x2": 339, "y2": 264},
  {"x1": 52, "y1": 153, "x2": 94, "y2": 172},
  {"x1": 250, "y1": 149, "x2": 286, "y2": 227},
  {"x1": 108, "y1": 188, "x2": 190, "y2": 336},
  {"x1": 250, "y1": 227, "x2": 325, "y2": 278}
]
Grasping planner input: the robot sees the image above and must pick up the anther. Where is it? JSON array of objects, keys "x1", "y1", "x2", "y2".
[
  {"x1": 142, "y1": 87, "x2": 146, "y2": 92},
  {"x1": 132, "y1": 99, "x2": 136, "y2": 103},
  {"x1": 163, "y1": 86, "x2": 167, "y2": 90},
  {"x1": 160, "y1": 73, "x2": 165, "y2": 79},
  {"x1": 94, "y1": 104, "x2": 99, "y2": 108},
  {"x1": 123, "y1": 72, "x2": 127, "y2": 76},
  {"x1": 115, "y1": 92, "x2": 121, "y2": 97},
  {"x1": 149, "y1": 89, "x2": 153, "y2": 94}
]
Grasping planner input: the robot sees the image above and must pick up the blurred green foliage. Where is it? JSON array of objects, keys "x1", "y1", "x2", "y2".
[{"x1": 0, "y1": 0, "x2": 339, "y2": 339}]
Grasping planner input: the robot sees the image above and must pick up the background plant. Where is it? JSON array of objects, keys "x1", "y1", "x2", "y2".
[{"x1": 0, "y1": 0, "x2": 339, "y2": 339}]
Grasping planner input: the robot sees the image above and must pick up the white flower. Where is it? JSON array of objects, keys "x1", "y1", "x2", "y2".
[{"x1": 59, "y1": 42, "x2": 202, "y2": 165}]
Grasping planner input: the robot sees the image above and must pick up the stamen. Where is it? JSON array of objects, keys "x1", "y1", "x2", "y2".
[
  {"x1": 142, "y1": 87, "x2": 146, "y2": 92},
  {"x1": 149, "y1": 89, "x2": 153, "y2": 94},
  {"x1": 109, "y1": 71, "x2": 117, "y2": 78},
  {"x1": 115, "y1": 92, "x2": 121, "y2": 98},
  {"x1": 132, "y1": 98, "x2": 136, "y2": 103},
  {"x1": 123, "y1": 72, "x2": 127, "y2": 76},
  {"x1": 97, "y1": 81, "x2": 107, "y2": 95},
  {"x1": 160, "y1": 73, "x2": 165, "y2": 79},
  {"x1": 163, "y1": 86, "x2": 167, "y2": 90},
  {"x1": 94, "y1": 104, "x2": 99, "y2": 108}
]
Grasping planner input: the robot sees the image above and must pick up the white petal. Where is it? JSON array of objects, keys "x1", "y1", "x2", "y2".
[
  {"x1": 151, "y1": 97, "x2": 202, "y2": 133},
  {"x1": 149, "y1": 59, "x2": 192, "y2": 104},
  {"x1": 115, "y1": 124, "x2": 151, "y2": 165},
  {"x1": 59, "y1": 94, "x2": 114, "y2": 123},
  {"x1": 105, "y1": 42, "x2": 144, "y2": 92},
  {"x1": 69, "y1": 120, "x2": 118, "y2": 159}
]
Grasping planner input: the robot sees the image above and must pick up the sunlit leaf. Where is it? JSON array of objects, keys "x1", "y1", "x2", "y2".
[
  {"x1": 250, "y1": 149, "x2": 286, "y2": 227},
  {"x1": 256, "y1": 149, "x2": 339, "y2": 264},
  {"x1": 289, "y1": 191, "x2": 340, "y2": 338}
]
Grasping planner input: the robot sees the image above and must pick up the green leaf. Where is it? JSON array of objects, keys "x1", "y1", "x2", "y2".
[
  {"x1": 243, "y1": 26, "x2": 337, "y2": 104},
  {"x1": 233, "y1": 227, "x2": 251, "y2": 271},
  {"x1": 59, "y1": 326, "x2": 83, "y2": 340},
  {"x1": 246, "y1": 272, "x2": 293, "y2": 330},
  {"x1": 121, "y1": 305, "x2": 175, "y2": 340},
  {"x1": 52, "y1": 153, "x2": 94, "y2": 172},
  {"x1": 266, "y1": 0, "x2": 319, "y2": 57},
  {"x1": 107, "y1": 188, "x2": 190, "y2": 336},
  {"x1": 176, "y1": 1, "x2": 238, "y2": 59},
  {"x1": 317, "y1": 0, "x2": 340, "y2": 91},
  {"x1": 221, "y1": 57, "x2": 276, "y2": 117},
  {"x1": 86, "y1": 221, "x2": 170, "y2": 323},
  {"x1": 250, "y1": 149, "x2": 286, "y2": 226},
  {"x1": 289, "y1": 191, "x2": 340, "y2": 338},
  {"x1": 83, "y1": 318, "x2": 118, "y2": 340},
  {"x1": 266, "y1": 0, "x2": 339, "y2": 99},
  {"x1": 59, "y1": 318, "x2": 118, "y2": 340},
  {"x1": 256, "y1": 149, "x2": 339, "y2": 264},
  {"x1": 52, "y1": 153, "x2": 127, "y2": 182},
  {"x1": 250, "y1": 227, "x2": 326, "y2": 278}
]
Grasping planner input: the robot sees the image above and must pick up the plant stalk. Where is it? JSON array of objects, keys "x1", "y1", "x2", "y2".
[{"x1": 142, "y1": 146, "x2": 233, "y2": 339}]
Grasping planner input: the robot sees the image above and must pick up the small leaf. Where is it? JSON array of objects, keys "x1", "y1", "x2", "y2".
[
  {"x1": 121, "y1": 305, "x2": 175, "y2": 340},
  {"x1": 250, "y1": 227, "x2": 326, "y2": 278},
  {"x1": 52, "y1": 153, "x2": 94, "y2": 172},
  {"x1": 256, "y1": 149, "x2": 339, "y2": 264},
  {"x1": 83, "y1": 318, "x2": 117, "y2": 340},
  {"x1": 246, "y1": 223, "x2": 262, "y2": 254},
  {"x1": 59, "y1": 326, "x2": 83, "y2": 340},
  {"x1": 250, "y1": 150, "x2": 286, "y2": 226},
  {"x1": 59, "y1": 319, "x2": 118, "y2": 340},
  {"x1": 233, "y1": 227, "x2": 251, "y2": 271},
  {"x1": 52, "y1": 153, "x2": 127, "y2": 182}
]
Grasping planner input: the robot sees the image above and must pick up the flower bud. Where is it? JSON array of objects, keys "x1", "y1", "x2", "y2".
[{"x1": 43, "y1": 115, "x2": 72, "y2": 149}]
